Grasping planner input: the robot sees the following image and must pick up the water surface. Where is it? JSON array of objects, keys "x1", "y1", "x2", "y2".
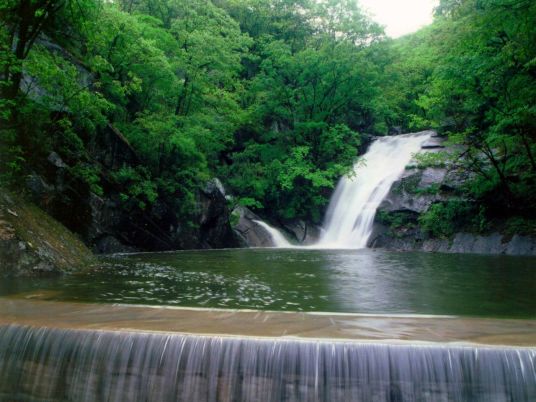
[{"x1": 1, "y1": 249, "x2": 534, "y2": 317}]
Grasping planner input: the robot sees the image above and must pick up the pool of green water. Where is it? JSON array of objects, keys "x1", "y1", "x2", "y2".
[{"x1": 1, "y1": 249, "x2": 534, "y2": 317}]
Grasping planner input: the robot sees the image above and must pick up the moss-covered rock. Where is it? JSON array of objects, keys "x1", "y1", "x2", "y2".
[{"x1": 0, "y1": 190, "x2": 95, "y2": 276}]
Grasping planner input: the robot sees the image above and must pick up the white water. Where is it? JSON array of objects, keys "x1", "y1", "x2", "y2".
[
  {"x1": 2, "y1": 325, "x2": 534, "y2": 401},
  {"x1": 255, "y1": 132, "x2": 431, "y2": 249},
  {"x1": 318, "y1": 132, "x2": 431, "y2": 248},
  {"x1": 253, "y1": 220, "x2": 293, "y2": 247}
]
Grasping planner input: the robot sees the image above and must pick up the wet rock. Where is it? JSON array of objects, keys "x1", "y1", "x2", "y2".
[
  {"x1": 25, "y1": 175, "x2": 54, "y2": 203},
  {"x1": 441, "y1": 168, "x2": 473, "y2": 191},
  {"x1": 389, "y1": 126, "x2": 403, "y2": 135},
  {"x1": 281, "y1": 220, "x2": 321, "y2": 245},
  {"x1": 449, "y1": 233, "x2": 503, "y2": 254},
  {"x1": 0, "y1": 190, "x2": 94, "y2": 277},
  {"x1": 370, "y1": 137, "x2": 536, "y2": 256},
  {"x1": 47, "y1": 152, "x2": 68, "y2": 169},
  {"x1": 86, "y1": 193, "x2": 121, "y2": 245},
  {"x1": 506, "y1": 235, "x2": 536, "y2": 255},
  {"x1": 421, "y1": 137, "x2": 446, "y2": 149},
  {"x1": 198, "y1": 178, "x2": 239, "y2": 249},
  {"x1": 94, "y1": 235, "x2": 136, "y2": 254},
  {"x1": 203, "y1": 178, "x2": 226, "y2": 197},
  {"x1": 379, "y1": 170, "x2": 442, "y2": 214},
  {"x1": 370, "y1": 230, "x2": 536, "y2": 256},
  {"x1": 232, "y1": 206, "x2": 274, "y2": 247},
  {"x1": 419, "y1": 168, "x2": 446, "y2": 187}
]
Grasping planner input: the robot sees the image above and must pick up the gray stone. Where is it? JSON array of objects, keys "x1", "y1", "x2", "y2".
[
  {"x1": 442, "y1": 168, "x2": 473, "y2": 191},
  {"x1": 197, "y1": 178, "x2": 239, "y2": 249},
  {"x1": 419, "y1": 168, "x2": 447, "y2": 187},
  {"x1": 94, "y1": 235, "x2": 136, "y2": 254},
  {"x1": 47, "y1": 152, "x2": 68, "y2": 169},
  {"x1": 421, "y1": 137, "x2": 446, "y2": 149},
  {"x1": 0, "y1": 190, "x2": 94, "y2": 277},
  {"x1": 232, "y1": 206, "x2": 275, "y2": 247},
  {"x1": 506, "y1": 235, "x2": 536, "y2": 256},
  {"x1": 25, "y1": 175, "x2": 54, "y2": 202},
  {"x1": 379, "y1": 170, "x2": 441, "y2": 214},
  {"x1": 203, "y1": 178, "x2": 226, "y2": 197},
  {"x1": 86, "y1": 193, "x2": 120, "y2": 244},
  {"x1": 281, "y1": 220, "x2": 321, "y2": 245}
]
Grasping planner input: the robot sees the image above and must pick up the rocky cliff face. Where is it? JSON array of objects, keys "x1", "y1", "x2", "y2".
[
  {"x1": 18, "y1": 37, "x2": 240, "y2": 254},
  {"x1": 368, "y1": 135, "x2": 536, "y2": 256},
  {"x1": 26, "y1": 159, "x2": 241, "y2": 253},
  {"x1": 0, "y1": 190, "x2": 95, "y2": 276}
]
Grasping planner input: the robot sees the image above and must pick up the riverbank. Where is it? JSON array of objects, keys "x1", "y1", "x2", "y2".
[{"x1": 0, "y1": 189, "x2": 94, "y2": 276}]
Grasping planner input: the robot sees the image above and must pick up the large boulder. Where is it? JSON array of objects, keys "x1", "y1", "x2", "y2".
[
  {"x1": 232, "y1": 206, "x2": 275, "y2": 247},
  {"x1": 378, "y1": 168, "x2": 445, "y2": 214},
  {"x1": 280, "y1": 220, "x2": 322, "y2": 245},
  {"x1": 197, "y1": 179, "x2": 240, "y2": 249}
]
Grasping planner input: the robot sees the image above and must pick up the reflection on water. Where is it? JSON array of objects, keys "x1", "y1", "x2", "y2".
[{"x1": 1, "y1": 249, "x2": 534, "y2": 317}]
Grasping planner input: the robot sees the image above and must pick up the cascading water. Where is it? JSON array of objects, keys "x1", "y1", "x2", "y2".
[
  {"x1": 256, "y1": 132, "x2": 431, "y2": 249},
  {"x1": 0, "y1": 325, "x2": 534, "y2": 402},
  {"x1": 253, "y1": 220, "x2": 293, "y2": 247},
  {"x1": 318, "y1": 132, "x2": 431, "y2": 248}
]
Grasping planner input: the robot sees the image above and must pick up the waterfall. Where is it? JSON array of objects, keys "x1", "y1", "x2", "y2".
[
  {"x1": 0, "y1": 325, "x2": 534, "y2": 401},
  {"x1": 253, "y1": 220, "x2": 293, "y2": 247},
  {"x1": 318, "y1": 132, "x2": 431, "y2": 248},
  {"x1": 254, "y1": 132, "x2": 431, "y2": 249}
]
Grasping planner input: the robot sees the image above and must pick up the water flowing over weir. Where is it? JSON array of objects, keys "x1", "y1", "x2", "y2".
[
  {"x1": 0, "y1": 325, "x2": 534, "y2": 402},
  {"x1": 318, "y1": 132, "x2": 431, "y2": 248}
]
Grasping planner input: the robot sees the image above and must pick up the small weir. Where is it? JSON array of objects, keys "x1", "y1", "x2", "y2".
[
  {"x1": 1, "y1": 298, "x2": 535, "y2": 402},
  {"x1": 0, "y1": 324, "x2": 535, "y2": 401}
]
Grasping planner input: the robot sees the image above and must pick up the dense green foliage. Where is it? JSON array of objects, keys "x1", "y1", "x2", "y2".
[
  {"x1": 388, "y1": 0, "x2": 536, "y2": 227},
  {"x1": 1, "y1": 0, "x2": 535, "y2": 232},
  {"x1": 1, "y1": 0, "x2": 391, "y2": 224}
]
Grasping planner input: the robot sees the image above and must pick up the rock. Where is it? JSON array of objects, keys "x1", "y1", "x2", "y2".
[
  {"x1": 232, "y1": 206, "x2": 274, "y2": 247},
  {"x1": 449, "y1": 233, "x2": 504, "y2": 254},
  {"x1": 369, "y1": 135, "x2": 536, "y2": 256},
  {"x1": 419, "y1": 168, "x2": 446, "y2": 187},
  {"x1": 0, "y1": 190, "x2": 95, "y2": 277},
  {"x1": 197, "y1": 178, "x2": 239, "y2": 249},
  {"x1": 280, "y1": 220, "x2": 322, "y2": 245},
  {"x1": 389, "y1": 126, "x2": 403, "y2": 135},
  {"x1": 94, "y1": 235, "x2": 136, "y2": 254},
  {"x1": 370, "y1": 229, "x2": 536, "y2": 256},
  {"x1": 202, "y1": 178, "x2": 226, "y2": 197},
  {"x1": 21, "y1": 36, "x2": 94, "y2": 110},
  {"x1": 94, "y1": 124, "x2": 138, "y2": 169},
  {"x1": 86, "y1": 193, "x2": 120, "y2": 244},
  {"x1": 506, "y1": 235, "x2": 536, "y2": 255},
  {"x1": 25, "y1": 175, "x2": 54, "y2": 203},
  {"x1": 378, "y1": 170, "x2": 442, "y2": 214},
  {"x1": 47, "y1": 152, "x2": 68, "y2": 169},
  {"x1": 442, "y1": 168, "x2": 473, "y2": 191},
  {"x1": 421, "y1": 137, "x2": 446, "y2": 149}
]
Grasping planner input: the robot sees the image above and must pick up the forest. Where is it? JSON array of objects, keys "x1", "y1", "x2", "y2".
[{"x1": 1, "y1": 0, "x2": 535, "y2": 239}]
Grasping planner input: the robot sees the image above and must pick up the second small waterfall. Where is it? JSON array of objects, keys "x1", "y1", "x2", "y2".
[{"x1": 318, "y1": 132, "x2": 431, "y2": 248}]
